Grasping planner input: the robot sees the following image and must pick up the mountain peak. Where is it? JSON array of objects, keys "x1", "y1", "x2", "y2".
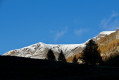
[
  {"x1": 99, "y1": 31, "x2": 115, "y2": 35},
  {"x1": 3, "y1": 30, "x2": 118, "y2": 62}
]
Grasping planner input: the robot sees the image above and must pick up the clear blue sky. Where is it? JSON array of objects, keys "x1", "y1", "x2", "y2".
[{"x1": 0, "y1": 0, "x2": 119, "y2": 54}]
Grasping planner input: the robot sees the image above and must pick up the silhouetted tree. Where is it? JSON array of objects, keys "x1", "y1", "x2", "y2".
[
  {"x1": 58, "y1": 51, "x2": 66, "y2": 62},
  {"x1": 82, "y1": 39, "x2": 103, "y2": 65},
  {"x1": 47, "y1": 49, "x2": 56, "y2": 61},
  {"x1": 73, "y1": 56, "x2": 78, "y2": 64}
]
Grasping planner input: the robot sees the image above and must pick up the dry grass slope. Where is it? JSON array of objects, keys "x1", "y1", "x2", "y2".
[{"x1": 67, "y1": 29, "x2": 119, "y2": 63}]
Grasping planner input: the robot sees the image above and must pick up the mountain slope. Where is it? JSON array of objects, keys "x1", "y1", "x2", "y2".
[
  {"x1": 3, "y1": 30, "x2": 117, "y2": 62},
  {"x1": 3, "y1": 42, "x2": 86, "y2": 60},
  {"x1": 97, "y1": 30, "x2": 119, "y2": 62}
]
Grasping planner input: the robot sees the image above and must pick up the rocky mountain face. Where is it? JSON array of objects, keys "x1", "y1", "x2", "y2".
[
  {"x1": 3, "y1": 42, "x2": 85, "y2": 60},
  {"x1": 97, "y1": 29, "x2": 119, "y2": 62},
  {"x1": 3, "y1": 29, "x2": 119, "y2": 63}
]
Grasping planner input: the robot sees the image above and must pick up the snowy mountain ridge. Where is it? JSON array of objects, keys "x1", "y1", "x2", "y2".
[
  {"x1": 3, "y1": 42, "x2": 86, "y2": 59},
  {"x1": 3, "y1": 30, "x2": 115, "y2": 60}
]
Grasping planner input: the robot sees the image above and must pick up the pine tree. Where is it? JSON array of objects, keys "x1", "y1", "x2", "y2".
[
  {"x1": 73, "y1": 56, "x2": 77, "y2": 63},
  {"x1": 58, "y1": 51, "x2": 66, "y2": 62},
  {"x1": 82, "y1": 39, "x2": 103, "y2": 65},
  {"x1": 47, "y1": 49, "x2": 56, "y2": 61}
]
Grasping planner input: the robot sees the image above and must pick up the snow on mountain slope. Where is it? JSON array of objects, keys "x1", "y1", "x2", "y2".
[
  {"x1": 3, "y1": 42, "x2": 86, "y2": 59},
  {"x1": 3, "y1": 30, "x2": 115, "y2": 60},
  {"x1": 99, "y1": 31, "x2": 115, "y2": 35},
  {"x1": 93, "y1": 31, "x2": 115, "y2": 41}
]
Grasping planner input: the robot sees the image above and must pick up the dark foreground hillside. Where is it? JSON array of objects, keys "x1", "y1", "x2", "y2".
[{"x1": 0, "y1": 56, "x2": 119, "y2": 80}]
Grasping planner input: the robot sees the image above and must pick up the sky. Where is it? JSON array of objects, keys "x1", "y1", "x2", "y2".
[{"x1": 0, "y1": 0, "x2": 119, "y2": 54}]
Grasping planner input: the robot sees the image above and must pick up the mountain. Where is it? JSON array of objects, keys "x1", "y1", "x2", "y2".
[
  {"x1": 3, "y1": 42, "x2": 85, "y2": 60},
  {"x1": 3, "y1": 29, "x2": 119, "y2": 64}
]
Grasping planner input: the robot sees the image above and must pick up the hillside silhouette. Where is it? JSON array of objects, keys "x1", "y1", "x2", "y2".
[{"x1": 1, "y1": 56, "x2": 119, "y2": 80}]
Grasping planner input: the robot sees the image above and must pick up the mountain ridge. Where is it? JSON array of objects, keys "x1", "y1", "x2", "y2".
[{"x1": 3, "y1": 30, "x2": 116, "y2": 62}]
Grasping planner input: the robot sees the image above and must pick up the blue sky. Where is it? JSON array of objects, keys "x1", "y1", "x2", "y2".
[{"x1": 0, "y1": 0, "x2": 119, "y2": 54}]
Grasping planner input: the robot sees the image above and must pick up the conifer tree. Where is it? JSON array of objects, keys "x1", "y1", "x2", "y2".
[
  {"x1": 73, "y1": 55, "x2": 77, "y2": 63},
  {"x1": 82, "y1": 39, "x2": 103, "y2": 65},
  {"x1": 58, "y1": 51, "x2": 66, "y2": 62},
  {"x1": 47, "y1": 49, "x2": 56, "y2": 61}
]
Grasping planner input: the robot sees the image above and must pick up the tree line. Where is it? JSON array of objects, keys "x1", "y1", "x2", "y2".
[
  {"x1": 46, "y1": 49, "x2": 66, "y2": 62},
  {"x1": 46, "y1": 39, "x2": 103, "y2": 65}
]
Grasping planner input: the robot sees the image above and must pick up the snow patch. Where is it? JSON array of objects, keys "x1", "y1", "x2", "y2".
[{"x1": 99, "y1": 31, "x2": 115, "y2": 35}]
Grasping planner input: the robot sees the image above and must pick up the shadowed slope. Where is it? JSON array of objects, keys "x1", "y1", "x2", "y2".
[{"x1": 1, "y1": 56, "x2": 119, "y2": 80}]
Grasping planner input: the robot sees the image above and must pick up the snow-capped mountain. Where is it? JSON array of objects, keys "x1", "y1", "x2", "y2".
[
  {"x1": 3, "y1": 30, "x2": 116, "y2": 60},
  {"x1": 93, "y1": 31, "x2": 115, "y2": 41},
  {"x1": 3, "y1": 42, "x2": 85, "y2": 60}
]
